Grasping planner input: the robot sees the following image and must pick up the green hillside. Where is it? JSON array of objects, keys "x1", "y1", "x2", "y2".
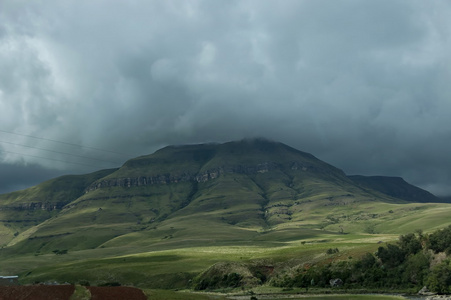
[
  {"x1": 0, "y1": 168, "x2": 116, "y2": 246},
  {"x1": 1, "y1": 139, "x2": 450, "y2": 290}
]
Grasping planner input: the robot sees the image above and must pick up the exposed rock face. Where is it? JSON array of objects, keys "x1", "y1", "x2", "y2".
[
  {"x1": 85, "y1": 161, "x2": 319, "y2": 193},
  {"x1": 0, "y1": 202, "x2": 66, "y2": 211}
]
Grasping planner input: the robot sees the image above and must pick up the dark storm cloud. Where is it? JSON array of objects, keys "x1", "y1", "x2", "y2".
[
  {"x1": 1, "y1": 0, "x2": 451, "y2": 195},
  {"x1": 0, "y1": 162, "x2": 66, "y2": 194}
]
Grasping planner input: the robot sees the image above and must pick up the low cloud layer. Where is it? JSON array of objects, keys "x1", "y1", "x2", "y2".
[{"x1": 1, "y1": 1, "x2": 451, "y2": 195}]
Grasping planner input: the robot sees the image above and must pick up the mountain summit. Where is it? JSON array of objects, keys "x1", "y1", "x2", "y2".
[{"x1": 87, "y1": 138, "x2": 347, "y2": 192}]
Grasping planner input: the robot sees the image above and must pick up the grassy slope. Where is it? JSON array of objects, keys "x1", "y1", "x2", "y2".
[
  {"x1": 4, "y1": 181, "x2": 451, "y2": 288},
  {"x1": 0, "y1": 169, "x2": 117, "y2": 246},
  {"x1": 1, "y1": 140, "x2": 451, "y2": 289},
  {"x1": 101, "y1": 143, "x2": 217, "y2": 179}
]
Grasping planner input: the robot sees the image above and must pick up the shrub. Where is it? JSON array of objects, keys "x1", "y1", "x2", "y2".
[
  {"x1": 99, "y1": 282, "x2": 121, "y2": 286},
  {"x1": 79, "y1": 280, "x2": 90, "y2": 286},
  {"x1": 194, "y1": 273, "x2": 243, "y2": 290},
  {"x1": 326, "y1": 248, "x2": 339, "y2": 255}
]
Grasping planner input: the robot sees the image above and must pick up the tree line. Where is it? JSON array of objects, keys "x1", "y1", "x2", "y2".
[{"x1": 273, "y1": 225, "x2": 451, "y2": 294}]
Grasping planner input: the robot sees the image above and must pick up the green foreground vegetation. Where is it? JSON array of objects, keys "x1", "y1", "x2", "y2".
[
  {"x1": 3, "y1": 226, "x2": 451, "y2": 294},
  {"x1": 2, "y1": 184, "x2": 451, "y2": 296},
  {"x1": 270, "y1": 226, "x2": 451, "y2": 294}
]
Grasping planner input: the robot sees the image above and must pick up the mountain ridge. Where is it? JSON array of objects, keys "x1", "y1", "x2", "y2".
[{"x1": 348, "y1": 175, "x2": 439, "y2": 203}]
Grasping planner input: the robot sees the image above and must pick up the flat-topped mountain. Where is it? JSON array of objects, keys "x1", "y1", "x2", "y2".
[
  {"x1": 1, "y1": 139, "x2": 449, "y2": 288},
  {"x1": 87, "y1": 139, "x2": 348, "y2": 191}
]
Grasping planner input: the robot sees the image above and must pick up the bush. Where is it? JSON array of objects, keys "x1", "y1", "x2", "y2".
[
  {"x1": 99, "y1": 282, "x2": 121, "y2": 286},
  {"x1": 194, "y1": 272, "x2": 243, "y2": 290},
  {"x1": 78, "y1": 280, "x2": 90, "y2": 286},
  {"x1": 326, "y1": 248, "x2": 339, "y2": 255}
]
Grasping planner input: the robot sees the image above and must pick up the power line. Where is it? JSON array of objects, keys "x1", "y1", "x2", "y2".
[
  {"x1": 1, "y1": 150, "x2": 107, "y2": 169},
  {"x1": 0, "y1": 129, "x2": 131, "y2": 157},
  {"x1": 0, "y1": 140, "x2": 122, "y2": 165}
]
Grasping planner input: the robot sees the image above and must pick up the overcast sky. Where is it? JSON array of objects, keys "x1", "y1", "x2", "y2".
[{"x1": 0, "y1": 0, "x2": 450, "y2": 196}]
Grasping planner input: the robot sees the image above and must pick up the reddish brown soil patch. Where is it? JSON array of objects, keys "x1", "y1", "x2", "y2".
[
  {"x1": 0, "y1": 284, "x2": 75, "y2": 300},
  {"x1": 87, "y1": 286, "x2": 147, "y2": 300}
]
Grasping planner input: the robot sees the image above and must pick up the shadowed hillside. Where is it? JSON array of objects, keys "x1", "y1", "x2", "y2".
[{"x1": 348, "y1": 175, "x2": 439, "y2": 203}]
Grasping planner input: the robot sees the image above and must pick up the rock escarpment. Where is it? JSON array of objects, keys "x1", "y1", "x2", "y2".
[
  {"x1": 85, "y1": 161, "x2": 333, "y2": 193},
  {"x1": 0, "y1": 201, "x2": 66, "y2": 211}
]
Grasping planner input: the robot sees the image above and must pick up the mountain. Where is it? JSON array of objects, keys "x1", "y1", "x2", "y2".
[
  {"x1": 1, "y1": 139, "x2": 450, "y2": 287},
  {"x1": 440, "y1": 196, "x2": 451, "y2": 203},
  {"x1": 348, "y1": 175, "x2": 440, "y2": 203}
]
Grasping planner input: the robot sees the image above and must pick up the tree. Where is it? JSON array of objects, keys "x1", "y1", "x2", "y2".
[
  {"x1": 398, "y1": 233, "x2": 422, "y2": 256},
  {"x1": 360, "y1": 253, "x2": 377, "y2": 269},
  {"x1": 376, "y1": 244, "x2": 405, "y2": 268},
  {"x1": 427, "y1": 260, "x2": 451, "y2": 294},
  {"x1": 403, "y1": 252, "x2": 430, "y2": 285},
  {"x1": 428, "y1": 226, "x2": 451, "y2": 254}
]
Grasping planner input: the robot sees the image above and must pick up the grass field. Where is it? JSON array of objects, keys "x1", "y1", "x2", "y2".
[
  {"x1": 2, "y1": 198, "x2": 451, "y2": 289},
  {"x1": 144, "y1": 290, "x2": 408, "y2": 300},
  {"x1": 2, "y1": 197, "x2": 450, "y2": 290},
  {"x1": 0, "y1": 229, "x2": 395, "y2": 287}
]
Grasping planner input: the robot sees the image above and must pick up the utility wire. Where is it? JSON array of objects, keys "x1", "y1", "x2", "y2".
[
  {"x1": 0, "y1": 129, "x2": 131, "y2": 157},
  {"x1": 0, "y1": 140, "x2": 122, "y2": 165},
  {"x1": 1, "y1": 150, "x2": 107, "y2": 169}
]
